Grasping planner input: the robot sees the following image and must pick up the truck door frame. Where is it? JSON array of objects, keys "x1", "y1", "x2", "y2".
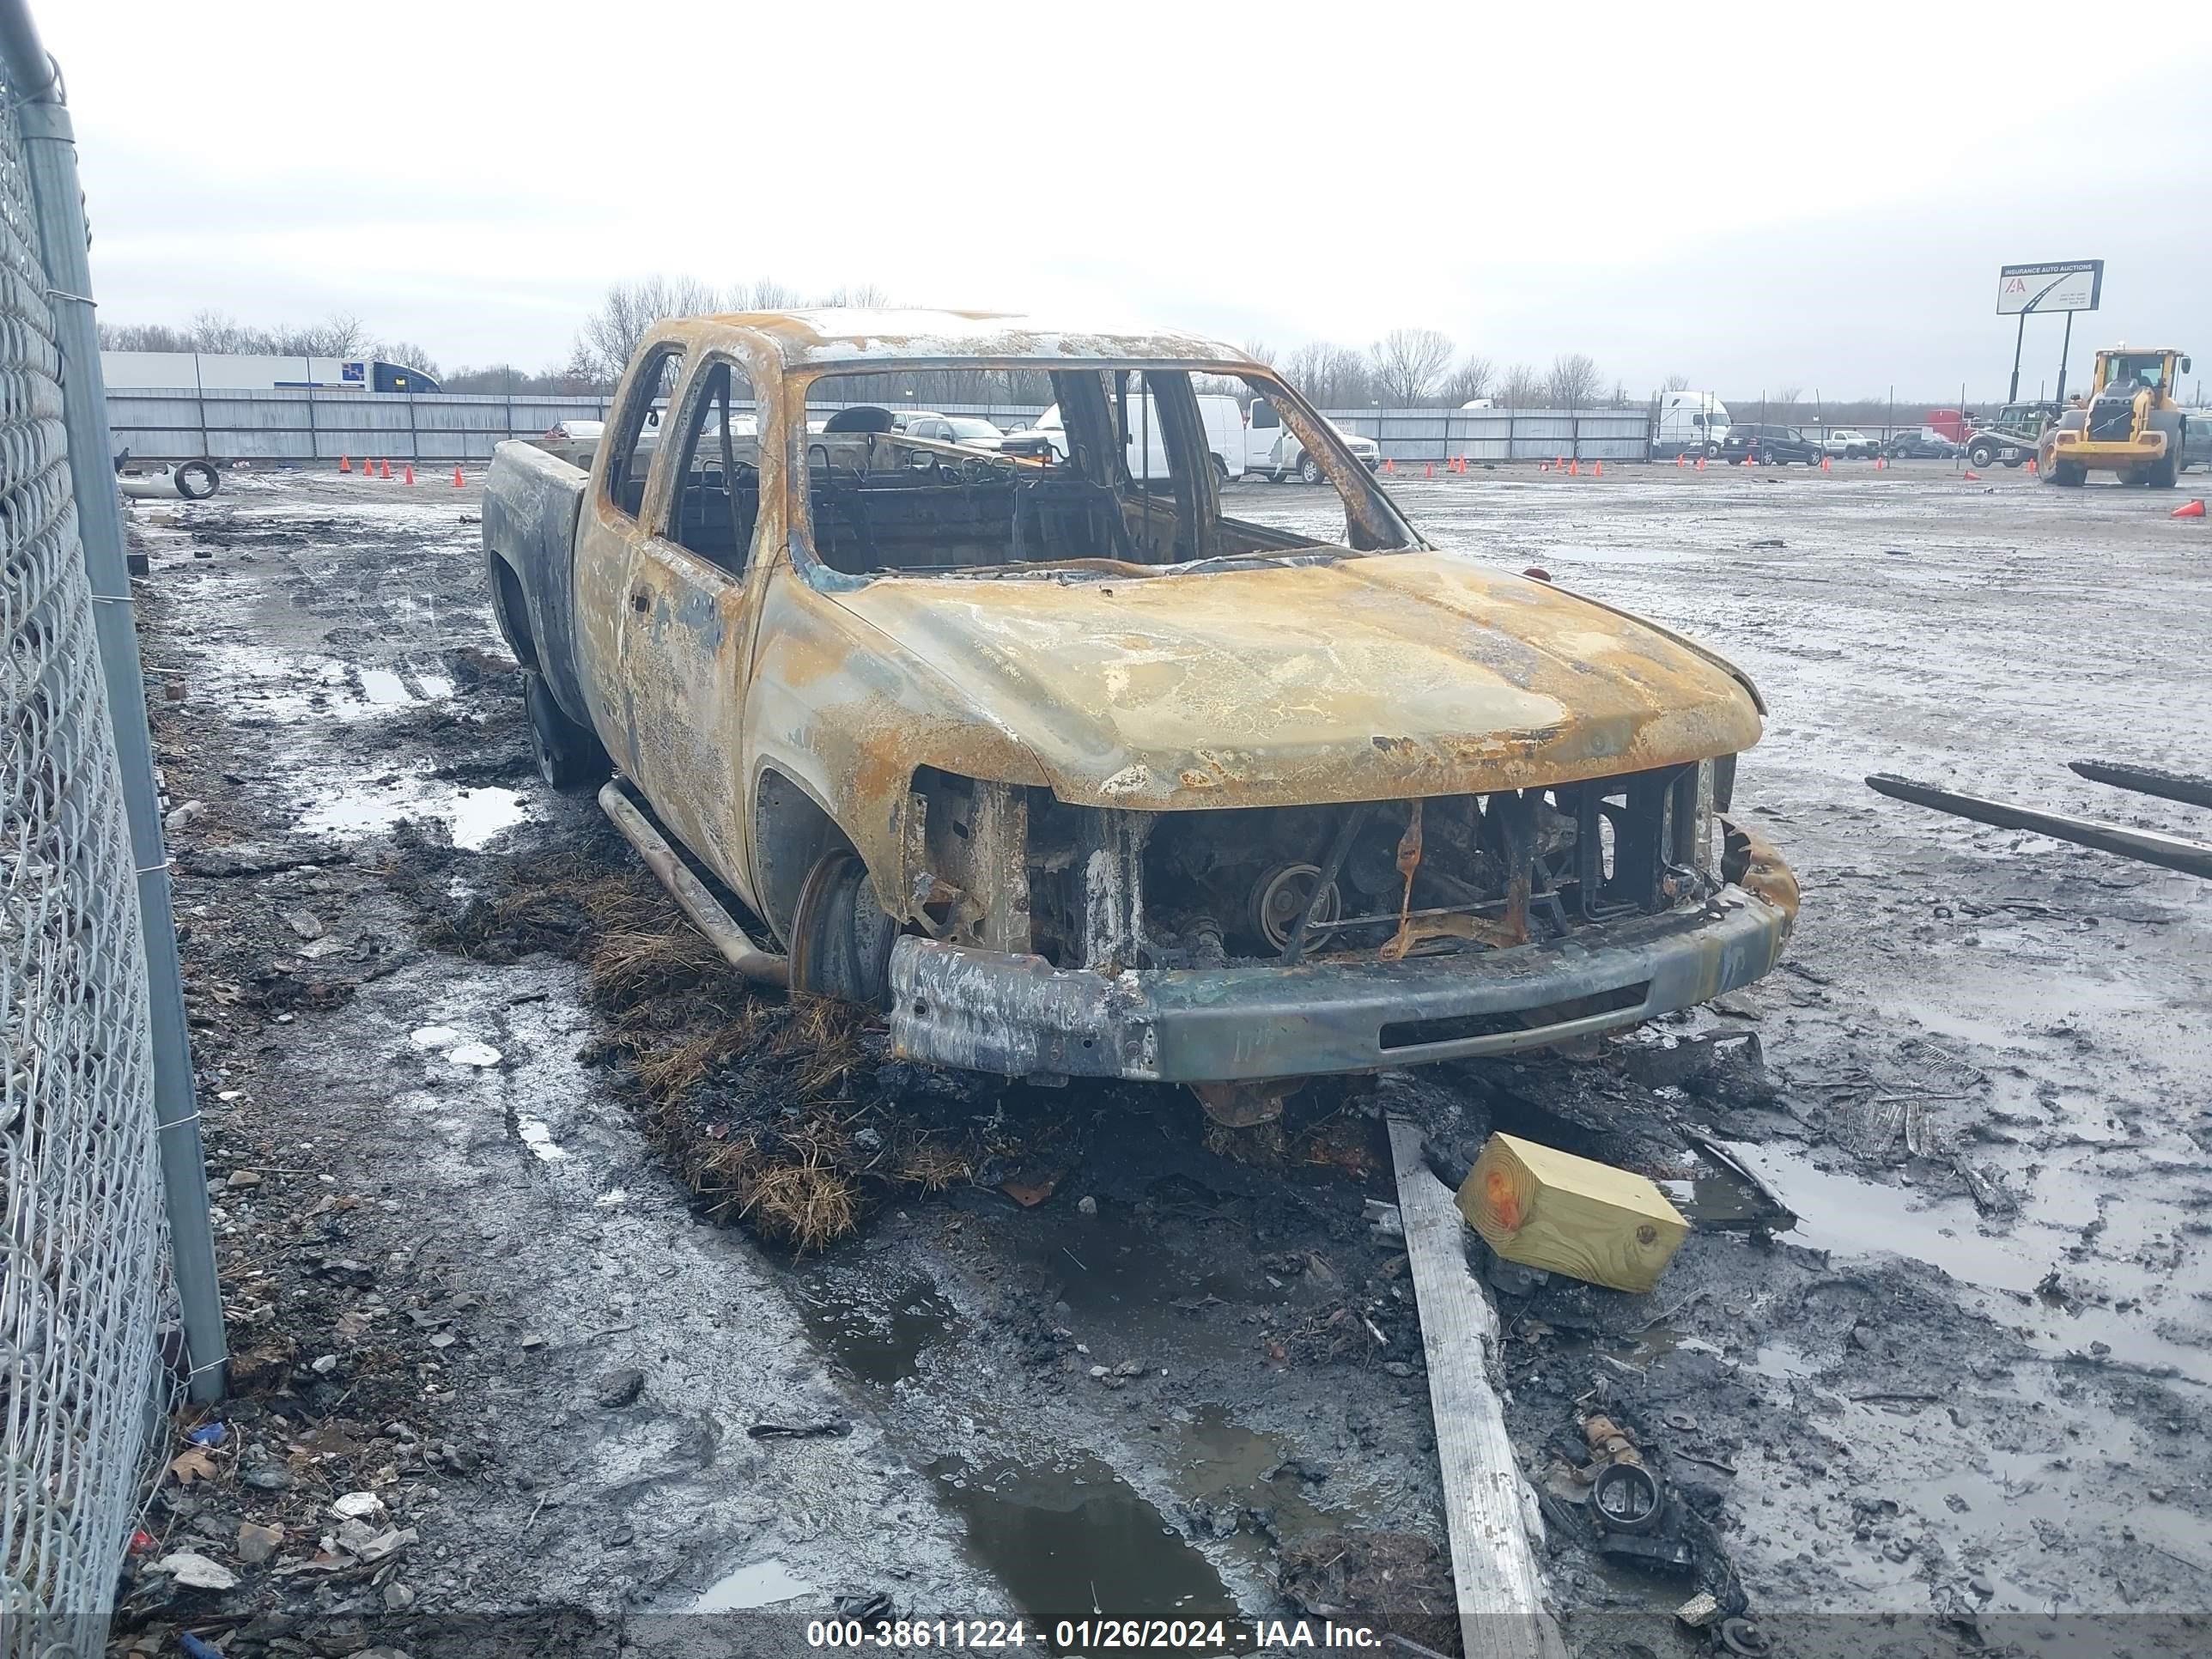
[{"x1": 613, "y1": 338, "x2": 781, "y2": 905}]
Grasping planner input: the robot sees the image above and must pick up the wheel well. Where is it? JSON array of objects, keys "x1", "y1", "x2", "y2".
[
  {"x1": 489, "y1": 556, "x2": 539, "y2": 672},
  {"x1": 752, "y1": 769, "x2": 852, "y2": 948}
]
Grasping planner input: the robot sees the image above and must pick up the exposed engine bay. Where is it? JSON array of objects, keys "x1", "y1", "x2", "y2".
[{"x1": 900, "y1": 763, "x2": 1728, "y2": 975}]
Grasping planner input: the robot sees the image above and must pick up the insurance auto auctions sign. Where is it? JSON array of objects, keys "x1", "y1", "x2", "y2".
[{"x1": 1996, "y1": 260, "x2": 2104, "y2": 315}]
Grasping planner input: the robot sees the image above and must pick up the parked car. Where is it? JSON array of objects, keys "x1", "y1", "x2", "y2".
[
  {"x1": 483, "y1": 310, "x2": 1796, "y2": 1124},
  {"x1": 892, "y1": 412, "x2": 1007, "y2": 451},
  {"x1": 1721, "y1": 423, "x2": 1822, "y2": 465},
  {"x1": 1880, "y1": 428, "x2": 1960, "y2": 459},
  {"x1": 1821, "y1": 428, "x2": 1876, "y2": 459}
]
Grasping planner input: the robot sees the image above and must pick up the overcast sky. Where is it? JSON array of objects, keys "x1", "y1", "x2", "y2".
[{"x1": 46, "y1": 3, "x2": 2212, "y2": 401}]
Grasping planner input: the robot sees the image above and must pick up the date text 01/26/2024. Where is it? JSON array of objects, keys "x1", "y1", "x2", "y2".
[{"x1": 805, "y1": 1619, "x2": 1387, "y2": 1651}]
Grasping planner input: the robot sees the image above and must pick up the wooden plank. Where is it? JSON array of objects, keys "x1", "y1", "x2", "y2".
[
  {"x1": 1459, "y1": 1133, "x2": 1689, "y2": 1294},
  {"x1": 1387, "y1": 1116, "x2": 1566, "y2": 1659}
]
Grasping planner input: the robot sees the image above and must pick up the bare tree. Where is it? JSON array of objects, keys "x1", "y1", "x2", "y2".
[
  {"x1": 1662, "y1": 373, "x2": 1691, "y2": 393},
  {"x1": 581, "y1": 276, "x2": 724, "y2": 380},
  {"x1": 1769, "y1": 385, "x2": 1802, "y2": 416},
  {"x1": 1443, "y1": 354, "x2": 1496, "y2": 405},
  {"x1": 1241, "y1": 338, "x2": 1276, "y2": 367},
  {"x1": 1547, "y1": 353, "x2": 1601, "y2": 409},
  {"x1": 1498, "y1": 362, "x2": 1547, "y2": 407},
  {"x1": 1281, "y1": 341, "x2": 1374, "y2": 408},
  {"x1": 1370, "y1": 328, "x2": 1455, "y2": 405},
  {"x1": 376, "y1": 339, "x2": 442, "y2": 378}
]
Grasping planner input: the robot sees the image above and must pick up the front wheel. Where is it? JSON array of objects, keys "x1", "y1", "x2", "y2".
[
  {"x1": 1705, "y1": 441, "x2": 1721, "y2": 459},
  {"x1": 1967, "y1": 442, "x2": 1996, "y2": 469},
  {"x1": 789, "y1": 847, "x2": 898, "y2": 1008},
  {"x1": 524, "y1": 672, "x2": 611, "y2": 796},
  {"x1": 1297, "y1": 453, "x2": 1325, "y2": 485}
]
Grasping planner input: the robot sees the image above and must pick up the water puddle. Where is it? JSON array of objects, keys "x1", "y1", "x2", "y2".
[
  {"x1": 1168, "y1": 1405, "x2": 1345, "y2": 1562},
  {"x1": 1723, "y1": 1140, "x2": 2212, "y2": 1389},
  {"x1": 1029, "y1": 1209, "x2": 1288, "y2": 1318},
  {"x1": 693, "y1": 1556, "x2": 816, "y2": 1612},
  {"x1": 798, "y1": 1273, "x2": 956, "y2": 1386},
  {"x1": 928, "y1": 1454, "x2": 1238, "y2": 1628},
  {"x1": 301, "y1": 781, "x2": 525, "y2": 849},
  {"x1": 1718, "y1": 1139, "x2": 2046, "y2": 1295},
  {"x1": 357, "y1": 668, "x2": 409, "y2": 704}
]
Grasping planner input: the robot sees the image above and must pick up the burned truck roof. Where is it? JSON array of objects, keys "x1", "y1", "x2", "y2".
[{"x1": 674, "y1": 307, "x2": 1253, "y2": 372}]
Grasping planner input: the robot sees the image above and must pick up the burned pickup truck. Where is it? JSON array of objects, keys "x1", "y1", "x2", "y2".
[{"x1": 483, "y1": 310, "x2": 1796, "y2": 1120}]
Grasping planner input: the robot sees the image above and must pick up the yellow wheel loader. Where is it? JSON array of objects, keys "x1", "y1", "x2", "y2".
[{"x1": 2039, "y1": 348, "x2": 2192, "y2": 487}]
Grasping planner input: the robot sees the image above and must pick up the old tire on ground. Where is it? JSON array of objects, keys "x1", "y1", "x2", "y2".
[
  {"x1": 789, "y1": 847, "x2": 897, "y2": 1008},
  {"x1": 1967, "y1": 441, "x2": 1996, "y2": 469},
  {"x1": 1297, "y1": 453, "x2": 1325, "y2": 486},
  {"x1": 524, "y1": 672, "x2": 611, "y2": 796},
  {"x1": 174, "y1": 459, "x2": 222, "y2": 500}
]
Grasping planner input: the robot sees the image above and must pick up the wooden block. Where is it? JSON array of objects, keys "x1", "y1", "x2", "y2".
[{"x1": 1455, "y1": 1133, "x2": 1687, "y2": 1294}]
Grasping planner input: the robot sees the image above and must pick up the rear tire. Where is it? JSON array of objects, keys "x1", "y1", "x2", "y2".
[
  {"x1": 789, "y1": 847, "x2": 897, "y2": 1008},
  {"x1": 524, "y1": 672, "x2": 611, "y2": 796},
  {"x1": 1212, "y1": 453, "x2": 1231, "y2": 485},
  {"x1": 2048, "y1": 462, "x2": 2085, "y2": 487},
  {"x1": 1297, "y1": 453, "x2": 1325, "y2": 486}
]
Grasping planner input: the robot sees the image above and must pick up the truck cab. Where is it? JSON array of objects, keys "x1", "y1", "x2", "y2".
[{"x1": 1652, "y1": 392, "x2": 1729, "y2": 459}]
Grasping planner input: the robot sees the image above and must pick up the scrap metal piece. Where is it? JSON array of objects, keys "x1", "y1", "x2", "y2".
[
  {"x1": 1866, "y1": 773, "x2": 2212, "y2": 881},
  {"x1": 2069, "y1": 758, "x2": 2212, "y2": 811}
]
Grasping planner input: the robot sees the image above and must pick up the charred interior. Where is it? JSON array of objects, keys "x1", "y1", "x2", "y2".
[{"x1": 899, "y1": 764, "x2": 1723, "y2": 975}]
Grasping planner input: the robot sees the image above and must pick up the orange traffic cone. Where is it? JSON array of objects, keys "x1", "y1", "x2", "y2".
[
  {"x1": 380, "y1": 459, "x2": 392, "y2": 479},
  {"x1": 339, "y1": 455, "x2": 351, "y2": 474},
  {"x1": 1425, "y1": 462, "x2": 1433, "y2": 478},
  {"x1": 453, "y1": 465, "x2": 465, "y2": 488},
  {"x1": 1554, "y1": 455, "x2": 1566, "y2": 471},
  {"x1": 1593, "y1": 460, "x2": 1603, "y2": 477},
  {"x1": 404, "y1": 464, "x2": 416, "y2": 485},
  {"x1": 1963, "y1": 470, "x2": 1981, "y2": 481},
  {"x1": 1675, "y1": 453, "x2": 1685, "y2": 467},
  {"x1": 1695, "y1": 455, "x2": 1706, "y2": 471},
  {"x1": 1568, "y1": 459, "x2": 1579, "y2": 476},
  {"x1": 1383, "y1": 458, "x2": 1395, "y2": 474},
  {"x1": 2027, "y1": 458, "x2": 2039, "y2": 475},
  {"x1": 2173, "y1": 499, "x2": 2206, "y2": 519},
  {"x1": 1820, "y1": 456, "x2": 1832, "y2": 472}
]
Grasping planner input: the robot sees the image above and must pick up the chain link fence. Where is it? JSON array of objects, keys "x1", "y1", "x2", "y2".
[{"x1": 1, "y1": 66, "x2": 179, "y2": 1659}]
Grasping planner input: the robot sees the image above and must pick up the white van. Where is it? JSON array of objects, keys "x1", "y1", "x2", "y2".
[
  {"x1": 1243, "y1": 394, "x2": 1382, "y2": 483},
  {"x1": 1011, "y1": 392, "x2": 1246, "y2": 481},
  {"x1": 1653, "y1": 392, "x2": 1729, "y2": 459}
]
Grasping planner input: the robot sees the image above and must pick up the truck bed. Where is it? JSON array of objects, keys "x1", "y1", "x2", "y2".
[{"x1": 483, "y1": 440, "x2": 594, "y2": 726}]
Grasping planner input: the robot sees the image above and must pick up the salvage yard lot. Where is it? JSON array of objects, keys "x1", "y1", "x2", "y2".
[{"x1": 123, "y1": 461, "x2": 2212, "y2": 1656}]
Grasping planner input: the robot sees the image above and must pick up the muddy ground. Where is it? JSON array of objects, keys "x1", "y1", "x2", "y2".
[{"x1": 112, "y1": 460, "x2": 2212, "y2": 1659}]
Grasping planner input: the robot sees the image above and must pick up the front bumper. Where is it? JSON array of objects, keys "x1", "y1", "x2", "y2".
[{"x1": 888, "y1": 883, "x2": 1794, "y2": 1084}]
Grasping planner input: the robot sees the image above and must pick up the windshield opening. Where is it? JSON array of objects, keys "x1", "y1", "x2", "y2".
[{"x1": 784, "y1": 367, "x2": 1419, "y2": 580}]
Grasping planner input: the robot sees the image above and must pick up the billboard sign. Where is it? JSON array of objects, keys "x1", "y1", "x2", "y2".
[{"x1": 1996, "y1": 260, "x2": 2103, "y2": 316}]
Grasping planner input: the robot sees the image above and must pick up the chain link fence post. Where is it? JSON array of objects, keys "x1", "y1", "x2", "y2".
[{"x1": 3, "y1": 2, "x2": 228, "y2": 1652}]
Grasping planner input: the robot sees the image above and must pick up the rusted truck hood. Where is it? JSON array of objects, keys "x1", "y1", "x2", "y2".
[{"x1": 830, "y1": 551, "x2": 1762, "y2": 810}]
